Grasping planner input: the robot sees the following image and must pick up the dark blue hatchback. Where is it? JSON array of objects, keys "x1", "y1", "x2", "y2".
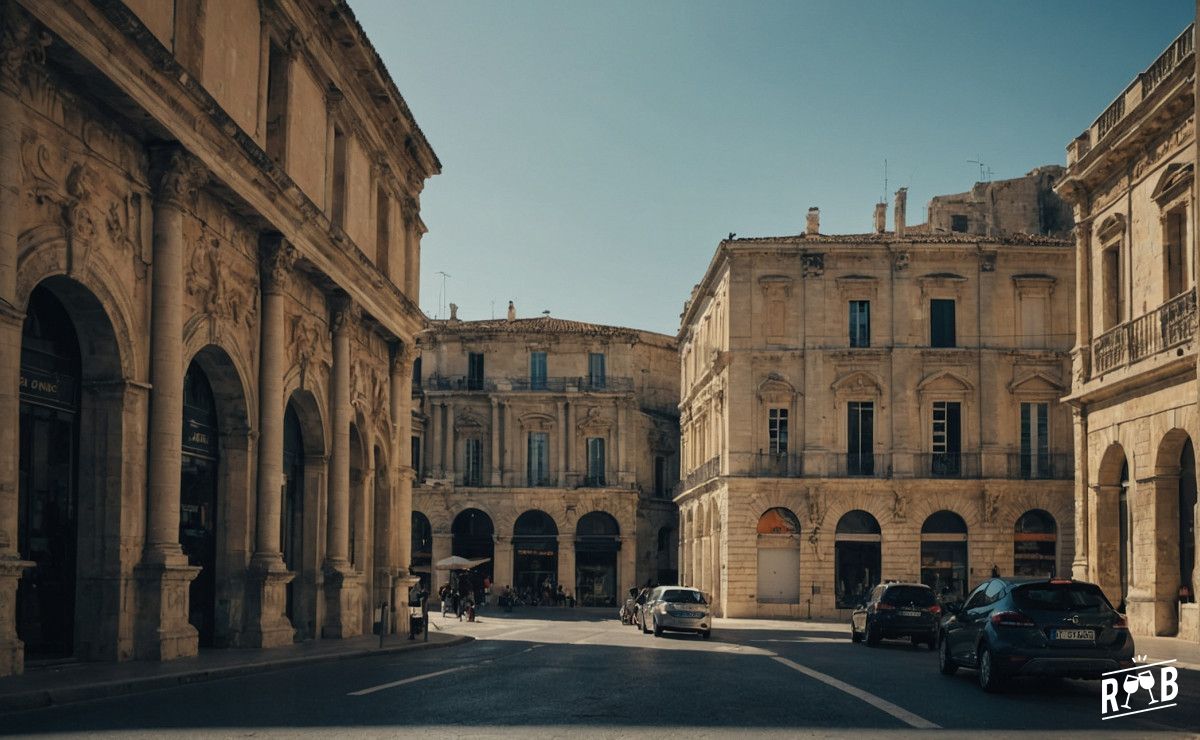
[{"x1": 938, "y1": 577, "x2": 1135, "y2": 692}]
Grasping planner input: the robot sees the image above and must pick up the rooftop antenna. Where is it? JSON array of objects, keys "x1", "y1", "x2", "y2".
[{"x1": 435, "y1": 270, "x2": 450, "y2": 320}]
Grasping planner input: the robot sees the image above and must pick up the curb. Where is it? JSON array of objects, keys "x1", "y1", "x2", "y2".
[{"x1": 0, "y1": 634, "x2": 473, "y2": 714}]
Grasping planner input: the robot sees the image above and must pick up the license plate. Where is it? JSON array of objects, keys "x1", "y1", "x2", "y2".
[
  {"x1": 899, "y1": 610, "x2": 921, "y2": 617},
  {"x1": 1053, "y1": 628, "x2": 1094, "y2": 641}
]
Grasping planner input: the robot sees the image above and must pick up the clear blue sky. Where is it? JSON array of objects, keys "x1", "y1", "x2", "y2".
[{"x1": 352, "y1": 1, "x2": 1193, "y2": 335}]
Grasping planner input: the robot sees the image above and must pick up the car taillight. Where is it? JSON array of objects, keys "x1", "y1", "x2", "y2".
[
  {"x1": 926, "y1": 604, "x2": 941, "y2": 615},
  {"x1": 991, "y1": 610, "x2": 1035, "y2": 628},
  {"x1": 1113, "y1": 614, "x2": 1128, "y2": 629}
]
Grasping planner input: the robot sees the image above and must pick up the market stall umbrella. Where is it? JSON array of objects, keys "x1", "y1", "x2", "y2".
[{"x1": 435, "y1": 555, "x2": 491, "y2": 571}]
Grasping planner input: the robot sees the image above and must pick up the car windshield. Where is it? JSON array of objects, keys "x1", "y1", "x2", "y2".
[
  {"x1": 881, "y1": 586, "x2": 936, "y2": 606},
  {"x1": 1013, "y1": 583, "x2": 1110, "y2": 612},
  {"x1": 662, "y1": 589, "x2": 706, "y2": 604}
]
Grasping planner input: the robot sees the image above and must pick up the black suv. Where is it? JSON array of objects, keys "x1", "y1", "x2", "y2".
[
  {"x1": 850, "y1": 582, "x2": 940, "y2": 648},
  {"x1": 938, "y1": 577, "x2": 1135, "y2": 692}
]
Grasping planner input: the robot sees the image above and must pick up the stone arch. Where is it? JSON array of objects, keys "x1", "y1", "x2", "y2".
[{"x1": 16, "y1": 275, "x2": 128, "y2": 662}]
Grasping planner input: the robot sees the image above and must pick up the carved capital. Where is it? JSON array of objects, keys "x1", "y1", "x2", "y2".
[
  {"x1": 329, "y1": 293, "x2": 359, "y2": 335},
  {"x1": 152, "y1": 147, "x2": 207, "y2": 209},
  {"x1": 259, "y1": 235, "x2": 297, "y2": 294}
]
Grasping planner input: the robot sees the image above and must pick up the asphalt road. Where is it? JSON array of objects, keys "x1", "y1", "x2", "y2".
[{"x1": 2, "y1": 608, "x2": 1197, "y2": 738}]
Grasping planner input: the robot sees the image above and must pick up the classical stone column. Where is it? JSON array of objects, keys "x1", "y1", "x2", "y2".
[
  {"x1": 0, "y1": 1, "x2": 39, "y2": 677},
  {"x1": 556, "y1": 401, "x2": 566, "y2": 486},
  {"x1": 135, "y1": 147, "x2": 206, "y2": 661},
  {"x1": 244, "y1": 235, "x2": 297, "y2": 648},
  {"x1": 490, "y1": 397, "x2": 501, "y2": 485},
  {"x1": 389, "y1": 342, "x2": 418, "y2": 633},
  {"x1": 323, "y1": 294, "x2": 362, "y2": 638}
]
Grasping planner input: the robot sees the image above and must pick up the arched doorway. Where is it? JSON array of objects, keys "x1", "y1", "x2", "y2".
[
  {"x1": 411, "y1": 511, "x2": 432, "y2": 592},
  {"x1": 920, "y1": 510, "x2": 968, "y2": 603},
  {"x1": 835, "y1": 510, "x2": 881, "y2": 608},
  {"x1": 282, "y1": 402, "x2": 305, "y2": 633},
  {"x1": 1181, "y1": 440, "x2": 1196, "y2": 603},
  {"x1": 1013, "y1": 509, "x2": 1057, "y2": 577},
  {"x1": 575, "y1": 511, "x2": 620, "y2": 607},
  {"x1": 17, "y1": 285, "x2": 82, "y2": 659},
  {"x1": 756, "y1": 507, "x2": 801, "y2": 604},
  {"x1": 180, "y1": 361, "x2": 219, "y2": 646},
  {"x1": 451, "y1": 508, "x2": 494, "y2": 587},
  {"x1": 513, "y1": 510, "x2": 558, "y2": 600}
]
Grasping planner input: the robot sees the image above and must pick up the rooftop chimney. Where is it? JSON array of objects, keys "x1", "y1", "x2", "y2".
[
  {"x1": 873, "y1": 202, "x2": 887, "y2": 234},
  {"x1": 894, "y1": 188, "x2": 907, "y2": 238},
  {"x1": 506, "y1": 300, "x2": 516, "y2": 321},
  {"x1": 806, "y1": 207, "x2": 820, "y2": 236}
]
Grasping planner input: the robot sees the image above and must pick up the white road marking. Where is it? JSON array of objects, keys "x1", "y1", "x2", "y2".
[
  {"x1": 770, "y1": 656, "x2": 941, "y2": 730},
  {"x1": 347, "y1": 666, "x2": 468, "y2": 696}
]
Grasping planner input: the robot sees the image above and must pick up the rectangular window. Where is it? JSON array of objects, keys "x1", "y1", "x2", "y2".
[
  {"x1": 530, "y1": 351, "x2": 547, "y2": 390},
  {"x1": 527, "y1": 432, "x2": 549, "y2": 487},
  {"x1": 463, "y1": 438, "x2": 483, "y2": 486},
  {"x1": 849, "y1": 300, "x2": 871, "y2": 348},
  {"x1": 467, "y1": 352, "x2": 484, "y2": 390},
  {"x1": 847, "y1": 401, "x2": 874, "y2": 475},
  {"x1": 768, "y1": 408, "x2": 789, "y2": 455},
  {"x1": 931, "y1": 401, "x2": 961, "y2": 476},
  {"x1": 930, "y1": 299, "x2": 956, "y2": 348},
  {"x1": 586, "y1": 437, "x2": 606, "y2": 486},
  {"x1": 588, "y1": 353, "x2": 606, "y2": 389},
  {"x1": 1020, "y1": 402, "x2": 1050, "y2": 479},
  {"x1": 654, "y1": 455, "x2": 667, "y2": 498}
]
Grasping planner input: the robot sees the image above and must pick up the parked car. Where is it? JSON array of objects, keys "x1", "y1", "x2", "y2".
[
  {"x1": 938, "y1": 577, "x2": 1135, "y2": 692},
  {"x1": 850, "y1": 582, "x2": 940, "y2": 648},
  {"x1": 644, "y1": 586, "x2": 711, "y2": 639},
  {"x1": 639, "y1": 586, "x2": 665, "y2": 634}
]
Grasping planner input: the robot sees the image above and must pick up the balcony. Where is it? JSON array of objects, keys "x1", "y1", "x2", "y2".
[
  {"x1": 424, "y1": 375, "x2": 633, "y2": 393},
  {"x1": 1005, "y1": 453, "x2": 1073, "y2": 481},
  {"x1": 1092, "y1": 288, "x2": 1197, "y2": 375}
]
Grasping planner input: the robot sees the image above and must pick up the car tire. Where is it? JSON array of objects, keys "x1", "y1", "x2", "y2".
[
  {"x1": 978, "y1": 645, "x2": 1004, "y2": 693},
  {"x1": 653, "y1": 619, "x2": 663, "y2": 637},
  {"x1": 938, "y1": 636, "x2": 958, "y2": 675},
  {"x1": 850, "y1": 624, "x2": 862, "y2": 643},
  {"x1": 865, "y1": 622, "x2": 881, "y2": 646}
]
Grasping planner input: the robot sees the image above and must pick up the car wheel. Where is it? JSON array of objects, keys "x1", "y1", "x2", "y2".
[
  {"x1": 850, "y1": 624, "x2": 862, "y2": 643},
  {"x1": 653, "y1": 619, "x2": 663, "y2": 637},
  {"x1": 938, "y1": 636, "x2": 958, "y2": 675},
  {"x1": 978, "y1": 645, "x2": 1004, "y2": 693},
  {"x1": 865, "y1": 621, "x2": 881, "y2": 646}
]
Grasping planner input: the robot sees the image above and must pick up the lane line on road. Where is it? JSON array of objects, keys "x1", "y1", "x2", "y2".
[
  {"x1": 347, "y1": 666, "x2": 468, "y2": 696},
  {"x1": 770, "y1": 656, "x2": 941, "y2": 730}
]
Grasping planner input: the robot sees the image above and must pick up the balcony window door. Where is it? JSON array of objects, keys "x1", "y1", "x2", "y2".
[
  {"x1": 530, "y1": 352, "x2": 547, "y2": 390},
  {"x1": 527, "y1": 432, "x2": 549, "y2": 487},
  {"x1": 467, "y1": 352, "x2": 484, "y2": 390},
  {"x1": 930, "y1": 299, "x2": 956, "y2": 348},
  {"x1": 931, "y1": 401, "x2": 961, "y2": 476},
  {"x1": 849, "y1": 301, "x2": 870, "y2": 348},
  {"x1": 847, "y1": 401, "x2": 874, "y2": 476},
  {"x1": 1020, "y1": 402, "x2": 1050, "y2": 479},
  {"x1": 586, "y1": 437, "x2": 606, "y2": 487},
  {"x1": 463, "y1": 438, "x2": 483, "y2": 486},
  {"x1": 588, "y1": 353, "x2": 606, "y2": 389}
]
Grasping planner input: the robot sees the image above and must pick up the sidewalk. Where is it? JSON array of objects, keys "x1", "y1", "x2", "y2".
[{"x1": 0, "y1": 630, "x2": 470, "y2": 713}]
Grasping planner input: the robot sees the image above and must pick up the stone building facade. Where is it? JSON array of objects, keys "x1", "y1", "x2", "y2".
[
  {"x1": 676, "y1": 202, "x2": 1076, "y2": 620},
  {"x1": 412, "y1": 309, "x2": 679, "y2": 607},
  {"x1": 1058, "y1": 22, "x2": 1199, "y2": 641},
  {"x1": 0, "y1": 0, "x2": 437, "y2": 676}
]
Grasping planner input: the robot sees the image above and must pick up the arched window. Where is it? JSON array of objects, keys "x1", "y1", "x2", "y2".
[
  {"x1": 835, "y1": 510, "x2": 881, "y2": 608},
  {"x1": 920, "y1": 510, "x2": 968, "y2": 602},
  {"x1": 1014, "y1": 509, "x2": 1057, "y2": 577},
  {"x1": 757, "y1": 508, "x2": 801, "y2": 604}
]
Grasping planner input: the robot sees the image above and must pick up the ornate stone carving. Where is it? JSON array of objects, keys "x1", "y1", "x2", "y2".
[
  {"x1": 153, "y1": 148, "x2": 207, "y2": 210},
  {"x1": 259, "y1": 238, "x2": 297, "y2": 295}
]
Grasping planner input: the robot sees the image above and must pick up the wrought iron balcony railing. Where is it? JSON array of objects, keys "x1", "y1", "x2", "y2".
[{"x1": 1092, "y1": 288, "x2": 1197, "y2": 375}]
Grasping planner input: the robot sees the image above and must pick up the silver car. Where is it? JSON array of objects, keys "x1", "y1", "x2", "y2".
[{"x1": 643, "y1": 586, "x2": 711, "y2": 639}]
